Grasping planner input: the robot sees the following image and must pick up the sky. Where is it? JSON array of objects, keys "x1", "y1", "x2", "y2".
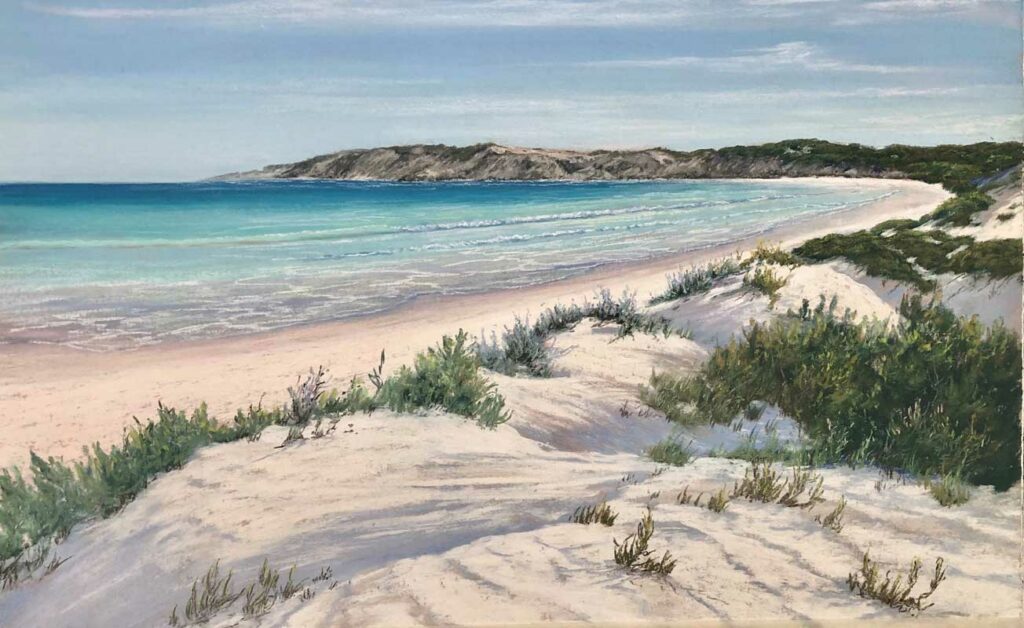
[{"x1": 1, "y1": 0, "x2": 1021, "y2": 181}]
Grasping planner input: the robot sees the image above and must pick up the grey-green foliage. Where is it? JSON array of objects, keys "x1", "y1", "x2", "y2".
[
  {"x1": 650, "y1": 257, "x2": 743, "y2": 304},
  {"x1": 477, "y1": 316, "x2": 553, "y2": 377},
  {"x1": 480, "y1": 289, "x2": 685, "y2": 378}
]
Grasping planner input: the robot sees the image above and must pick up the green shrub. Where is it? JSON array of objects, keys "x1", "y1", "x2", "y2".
[
  {"x1": 650, "y1": 295, "x2": 1021, "y2": 489},
  {"x1": 848, "y1": 553, "x2": 947, "y2": 615},
  {"x1": 743, "y1": 242, "x2": 801, "y2": 268},
  {"x1": 794, "y1": 195, "x2": 1021, "y2": 287},
  {"x1": 948, "y1": 238, "x2": 1023, "y2": 278},
  {"x1": 650, "y1": 257, "x2": 743, "y2": 304},
  {"x1": 743, "y1": 266, "x2": 787, "y2": 305},
  {"x1": 378, "y1": 330, "x2": 510, "y2": 428},
  {"x1": 925, "y1": 191, "x2": 992, "y2": 227},
  {"x1": 646, "y1": 438, "x2": 694, "y2": 466},
  {"x1": 996, "y1": 212, "x2": 1014, "y2": 222},
  {"x1": 927, "y1": 473, "x2": 970, "y2": 507}
]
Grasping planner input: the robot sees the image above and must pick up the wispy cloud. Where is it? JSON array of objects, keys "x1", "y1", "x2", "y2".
[
  {"x1": 25, "y1": 0, "x2": 1017, "y2": 27},
  {"x1": 581, "y1": 42, "x2": 922, "y2": 74}
]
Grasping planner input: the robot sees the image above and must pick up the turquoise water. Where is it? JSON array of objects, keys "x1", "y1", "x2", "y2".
[{"x1": 0, "y1": 180, "x2": 891, "y2": 350}]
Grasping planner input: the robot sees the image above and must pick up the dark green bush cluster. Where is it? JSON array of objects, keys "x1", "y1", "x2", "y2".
[
  {"x1": 795, "y1": 216, "x2": 1022, "y2": 290},
  {"x1": 649, "y1": 257, "x2": 743, "y2": 304},
  {"x1": 711, "y1": 139, "x2": 1023, "y2": 192},
  {"x1": 643, "y1": 296, "x2": 1021, "y2": 489},
  {"x1": 925, "y1": 191, "x2": 992, "y2": 226}
]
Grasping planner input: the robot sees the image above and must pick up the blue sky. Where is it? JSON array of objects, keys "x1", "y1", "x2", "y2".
[{"x1": 1, "y1": 0, "x2": 1021, "y2": 181}]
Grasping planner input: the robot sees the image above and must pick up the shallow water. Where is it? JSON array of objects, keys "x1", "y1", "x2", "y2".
[{"x1": 0, "y1": 180, "x2": 890, "y2": 350}]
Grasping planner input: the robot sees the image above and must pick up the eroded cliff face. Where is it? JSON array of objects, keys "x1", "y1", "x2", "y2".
[{"x1": 213, "y1": 142, "x2": 904, "y2": 181}]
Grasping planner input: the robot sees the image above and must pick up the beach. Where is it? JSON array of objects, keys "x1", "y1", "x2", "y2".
[{"x1": 0, "y1": 177, "x2": 949, "y2": 470}]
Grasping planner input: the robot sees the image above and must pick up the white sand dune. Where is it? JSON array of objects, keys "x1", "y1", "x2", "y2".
[{"x1": 1, "y1": 320, "x2": 1019, "y2": 626}]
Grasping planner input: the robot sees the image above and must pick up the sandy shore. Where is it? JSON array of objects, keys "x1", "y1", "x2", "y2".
[{"x1": 0, "y1": 178, "x2": 948, "y2": 469}]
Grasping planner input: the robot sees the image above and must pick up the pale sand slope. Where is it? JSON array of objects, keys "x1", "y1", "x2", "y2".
[
  {"x1": 0, "y1": 178, "x2": 949, "y2": 471},
  {"x1": 0, "y1": 321, "x2": 1018, "y2": 626}
]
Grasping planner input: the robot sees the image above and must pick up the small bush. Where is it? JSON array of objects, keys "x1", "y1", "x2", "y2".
[
  {"x1": 731, "y1": 463, "x2": 824, "y2": 510},
  {"x1": 927, "y1": 474, "x2": 970, "y2": 507},
  {"x1": 743, "y1": 266, "x2": 787, "y2": 305},
  {"x1": 170, "y1": 558, "x2": 327, "y2": 626},
  {"x1": 650, "y1": 257, "x2": 743, "y2": 304},
  {"x1": 996, "y1": 212, "x2": 1014, "y2": 222},
  {"x1": 638, "y1": 371, "x2": 703, "y2": 426},
  {"x1": 377, "y1": 330, "x2": 511, "y2": 428},
  {"x1": 284, "y1": 366, "x2": 328, "y2": 425},
  {"x1": 815, "y1": 496, "x2": 847, "y2": 533},
  {"x1": 744, "y1": 242, "x2": 801, "y2": 268},
  {"x1": 613, "y1": 508, "x2": 676, "y2": 575},
  {"x1": 477, "y1": 316, "x2": 553, "y2": 377},
  {"x1": 241, "y1": 559, "x2": 280, "y2": 618},
  {"x1": 706, "y1": 488, "x2": 730, "y2": 513},
  {"x1": 847, "y1": 552, "x2": 947, "y2": 615},
  {"x1": 570, "y1": 501, "x2": 618, "y2": 526},
  {"x1": 647, "y1": 438, "x2": 694, "y2": 466}
]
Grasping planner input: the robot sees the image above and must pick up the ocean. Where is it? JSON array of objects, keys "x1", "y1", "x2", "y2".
[{"x1": 0, "y1": 179, "x2": 892, "y2": 351}]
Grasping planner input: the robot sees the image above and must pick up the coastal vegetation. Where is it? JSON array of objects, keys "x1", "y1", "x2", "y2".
[
  {"x1": 612, "y1": 508, "x2": 676, "y2": 575},
  {"x1": 569, "y1": 502, "x2": 619, "y2": 526},
  {"x1": 0, "y1": 329, "x2": 510, "y2": 578},
  {"x1": 641, "y1": 296, "x2": 1021, "y2": 490},
  {"x1": 646, "y1": 438, "x2": 695, "y2": 466},
  {"x1": 742, "y1": 265, "x2": 787, "y2": 305},
  {"x1": 847, "y1": 553, "x2": 947, "y2": 615},
  {"x1": 794, "y1": 187, "x2": 1022, "y2": 288},
  {"x1": 649, "y1": 257, "x2": 743, "y2": 304},
  {"x1": 478, "y1": 290, "x2": 683, "y2": 377}
]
